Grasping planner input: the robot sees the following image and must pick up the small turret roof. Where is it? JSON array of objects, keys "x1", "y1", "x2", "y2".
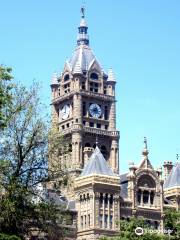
[
  {"x1": 81, "y1": 146, "x2": 115, "y2": 176},
  {"x1": 164, "y1": 163, "x2": 180, "y2": 189}
]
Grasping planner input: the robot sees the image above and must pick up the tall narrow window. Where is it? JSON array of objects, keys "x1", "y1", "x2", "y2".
[
  {"x1": 82, "y1": 81, "x2": 86, "y2": 90},
  {"x1": 104, "y1": 106, "x2": 108, "y2": 120},
  {"x1": 104, "y1": 214, "x2": 108, "y2": 228},
  {"x1": 99, "y1": 214, "x2": 103, "y2": 228},
  {"x1": 83, "y1": 102, "x2": 86, "y2": 116},
  {"x1": 81, "y1": 216, "x2": 83, "y2": 229},
  {"x1": 84, "y1": 215, "x2": 86, "y2": 228},
  {"x1": 88, "y1": 214, "x2": 90, "y2": 227},
  {"x1": 110, "y1": 215, "x2": 113, "y2": 229}
]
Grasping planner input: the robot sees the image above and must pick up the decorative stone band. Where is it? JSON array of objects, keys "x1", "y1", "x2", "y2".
[{"x1": 51, "y1": 90, "x2": 115, "y2": 105}]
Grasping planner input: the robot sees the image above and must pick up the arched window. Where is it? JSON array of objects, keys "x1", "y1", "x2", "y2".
[
  {"x1": 85, "y1": 143, "x2": 91, "y2": 147},
  {"x1": 90, "y1": 72, "x2": 98, "y2": 80},
  {"x1": 137, "y1": 175, "x2": 156, "y2": 188},
  {"x1": 64, "y1": 74, "x2": 70, "y2": 81}
]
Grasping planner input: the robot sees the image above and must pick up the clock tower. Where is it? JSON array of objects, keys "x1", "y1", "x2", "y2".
[{"x1": 50, "y1": 7, "x2": 119, "y2": 196}]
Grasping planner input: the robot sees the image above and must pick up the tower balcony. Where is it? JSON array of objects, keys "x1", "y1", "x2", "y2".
[{"x1": 60, "y1": 123, "x2": 119, "y2": 138}]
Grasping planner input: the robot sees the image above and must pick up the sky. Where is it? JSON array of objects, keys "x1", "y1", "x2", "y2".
[{"x1": 0, "y1": 0, "x2": 180, "y2": 173}]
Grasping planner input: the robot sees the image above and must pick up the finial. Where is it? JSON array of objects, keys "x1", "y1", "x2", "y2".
[
  {"x1": 176, "y1": 153, "x2": 179, "y2": 162},
  {"x1": 144, "y1": 137, "x2": 147, "y2": 149},
  {"x1": 95, "y1": 136, "x2": 98, "y2": 147},
  {"x1": 77, "y1": 5, "x2": 89, "y2": 46},
  {"x1": 81, "y1": 6, "x2": 85, "y2": 18},
  {"x1": 142, "y1": 137, "x2": 149, "y2": 157}
]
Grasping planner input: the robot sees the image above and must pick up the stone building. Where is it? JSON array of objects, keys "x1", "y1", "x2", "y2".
[{"x1": 50, "y1": 7, "x2": 180, "y2": 240}]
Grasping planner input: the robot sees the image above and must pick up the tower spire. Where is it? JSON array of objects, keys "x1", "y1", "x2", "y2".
[{"x1": 77, "y1": 6, "x2": 89, "y2": 46}]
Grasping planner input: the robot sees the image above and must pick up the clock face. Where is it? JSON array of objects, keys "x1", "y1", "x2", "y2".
[
  {"x1": 89, "y1": 103, "x2": 102, "y2": 118},
  {"x1": 60, "y1": 104, "x2": 70, "y2": 120}
]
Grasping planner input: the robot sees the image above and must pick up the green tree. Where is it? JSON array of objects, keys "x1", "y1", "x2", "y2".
[
  {"x1": 164, "y1": 208, "x2": 180, "y2": 239},
  {"x1": 0, "y1": 83, "x2": 69, "y2": 239},
  {"x1": 101, "y1": 217, "x2": 167, "y2": 240},
  {"x1": 0, "y1": 65, "x2": 13, "y2": 129}
]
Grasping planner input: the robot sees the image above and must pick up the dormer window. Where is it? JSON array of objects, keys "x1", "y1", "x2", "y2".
[
  {"x1": 64, "y1": 74, "x2": 70, "y2": 81},
  {"x1": 90, "y1": 72, "x2": 98, "y2": 80}
]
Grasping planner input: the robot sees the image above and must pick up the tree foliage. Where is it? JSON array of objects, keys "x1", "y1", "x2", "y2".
[
  {"x1": 0, "y1": 83, "x2": 69, "y2": 239},
  {"x1": 101, "y1": 217, "x2": 168, "y2": 240},
  {"x1": 0, "y1": 65, "x2": 13, "y2": 129},
  {"x1": 164, "y1": 208, "x2": 180, "y2": 239}
]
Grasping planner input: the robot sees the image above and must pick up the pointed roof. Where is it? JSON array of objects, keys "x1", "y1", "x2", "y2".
[
  {"x1": 69, "y1": 45, "x2": 102, "y2": 73},
  {"x1": 81, "y1": 146, "x2": 115, "y2": 176},
  {"x1": 51, "y1": 72, "x2": 58, "y2": 85},
  {"x1": 66, "y1": 7, "x2": 103, "y2": 74},
  {"x1": 164, "y1": 163, "x2": 180, "y2": 189},
  {"x1": 73, "y1": 61, "x2": 82, "y2": 74},
  {"x1": 107, "y1": 68, "x2": 116, "y2": 82}
]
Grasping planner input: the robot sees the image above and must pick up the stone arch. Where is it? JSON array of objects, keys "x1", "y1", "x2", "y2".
[{"x1": 137, "y1": 175, "x2": 156, "y2": 188}]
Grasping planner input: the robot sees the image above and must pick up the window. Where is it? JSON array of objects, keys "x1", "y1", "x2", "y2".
[
  {"x1": 99, "y1": 193, "x2": 103, "y2": 207},
  {"x1": 137, "y1": 189, "x2": 141, "y2": 205},
  {"x1": 64, "y1": 83, "x2": 70, "y2": 93},
  {"x1": 104, "y1": 106, "x2": 108, "y2": 120},
  {"x1": 90, "y1": 72, "x2": 98, "y2": 80},
  {"x1": 83, "y1": 121, "x2": 86, "y2": 126},
  {"x1": 110, "y1": 215, "x2": 113, "y2": 229},
  {"x1": 89, "y1": 122, "x2": 94, "y2": 127},
  {"x1": 84, "y1": 215, "x2": 86, "y2": 228},
  {"x1": 88, "y1": 214, "x2": 90, "y2": 226},
  {"x1": 110, "y1": 194, "x2": 113, "y2": 206},
  {"x1": 76, "y1": 118, "x2": 78, "y2": 123},
  {"x1": 82, "y1": 81, "x2": 86, "y2": 90},
  {"x1": 99, "y1": 214, "x2": 103, "y2": 228},
  {"x1": 83, "y1": 102, "x2": 86, "y2": 116},
  {"x1": 97, "y1": 123, "x2": 101, "y2": 129},
  {"x1": 104, "y1": 214, "x2": 108, "y2": 228},
  {"x1": 105, "y1": 125, "x2": 108, "y2": 130},
  {"x1": 104, "y1": 85, "x2": 107, "y2": 94},
  {"x1": 66, "y1": 123, "x2": 69, "y2": 128},
  {"x1": 143, "y1": 190, "x2": 149, "y2": 204},
  {"x1": 89, "y1": 82, "x2": 99, "y2": 93},
  {"x1": 81, "y1": 216, "x2": 83, "y2": 228},
  {"x1": 62, "y1": 125, "x2": 65, "y2": 130},
  {"x1": 104, "y1": 193, "x2": 108, "y2": 208},
  {"x1": 85, "y1": 143, "x2": 91, "y2": 147},
  {"x1": 64, "y1": 74, "x2": 70, "y2": 81}
]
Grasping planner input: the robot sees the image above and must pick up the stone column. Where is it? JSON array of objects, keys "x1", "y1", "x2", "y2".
[
  {"x1": 107, "y1": 194, "x2": 110, "y2": 229},
  {"x1": 109, "y1": 101, "x2": 116, "y2": 130},
  {"x1": 72, "y1": 132, "x2": 82, "y2": 168},
  {"x1": 102, "y1": 193, "x2": 105, "y2": 228},
  {"x1": 110, "y1": 139, "x2": 119, "y2": 173},
  {"x1": 73, "y1": 93, "x2": 82, "y2": 124}
]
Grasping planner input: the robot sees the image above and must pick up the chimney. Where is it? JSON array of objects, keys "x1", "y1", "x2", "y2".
[{"x1": 163, "y1": 161, "x2": 173, "y2": 180}]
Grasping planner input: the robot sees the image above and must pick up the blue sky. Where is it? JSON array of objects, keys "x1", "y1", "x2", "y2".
[{"x1": 0, "y1": 0, "x2": 180, "y2": 173}]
